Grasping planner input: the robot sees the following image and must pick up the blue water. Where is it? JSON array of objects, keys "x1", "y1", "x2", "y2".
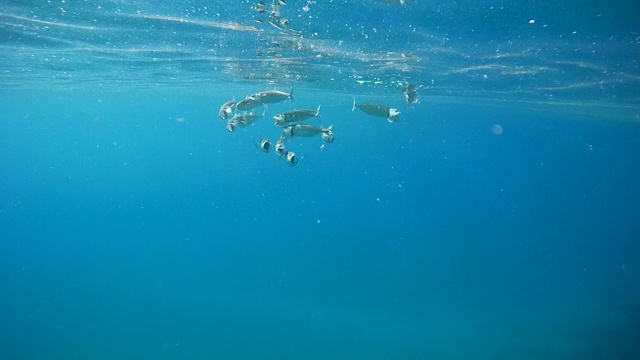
[{"x1": 1, "y1": 1, "x2": 640, "y2": 359}]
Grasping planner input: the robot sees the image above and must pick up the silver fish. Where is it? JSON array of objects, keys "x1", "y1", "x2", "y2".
[
  {"x1": 274, "y1": 138, "x2": 299, "y2": 166},
  {"x1": 404, "y1": 84, "x2": 420, "y2": 107},
  {"x1": 236, "y1": 95, "x2": 263, "y2": 111},
  {"x1": 258, "y1": 138, "x2": 271, "y2": 153},
  {"x1": 274, "y1": 105, "x2": 320, "y2": 126},
  {"x1": 227, "y1": 111, "x2": 265, "y2": 132},
  {"x1": 257, "y1": 88, "x2": 294, "y2": 104},
  {"x1": 286, "y1": 151, "x2": 298, "y2": 167},
  {"x1": 232, "y1": 111, "x2": 266, "y2": 127},
  {"x1": 219, "y1": 98, "x2": 236, "y2": 120},
  {"x1": 275, "y1": 138, "x2": 287, "y2": 157},
  {"x1": 227, "y1": 119, "x2": 238, "y2": 133},
  {"x1": 352, "y1": 99, "x2": 400, "y2": 123},
  {"x1": 252, "y1": 1, "x2": 266, "y2": 13},
  {"x1": 281, "y1": 124, "x2": 334, "y2": 143}
]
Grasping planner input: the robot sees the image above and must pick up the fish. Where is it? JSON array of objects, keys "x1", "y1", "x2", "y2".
[
  {"x1": 227, "y1": 119, "x2": 238, "y2": 133},
  {"x1": 257, "y1": 88, "x2": 294, "y2": 104},
  {"x1": 286, "y1": 151, "x2": 298, "y2": 166},
  {"x1": 219, "y1": 98, "x2": 236, "y2": 120},
  {"x1": 235, "y1": 94, "x2": 263, "y2": 111},
  {"x1": 275, "y1": 141, "x2": 298, "y2": 166},
  {"x1": 281, "y1": 124, "x2": 334, "y2": 143},
  {"x1": 273, "y1": 138, "x2": 299, "y2": 166},
  {"x1": 227, "y1": 111, "x2": 265, "y2": 132},
  {"x1": 273, "y1": 105, "x2": 321, "y2": 126},
  {"x1": 404, "y1": 84, "x2": 420, "y2": 107},
  {"x1": 275, "y1": 138, "x2": 287, "y2": 157},
  {"x1": 252, "y1": 1, "x2": 266, "y2": 13},
  {"x1": 269, "y1": 16, "x2": 291, "y2": 31},
  {"x1": 258, "y1": 138, "x2": 271, "y2": 153},
  {"x1": 352, "y1": 99, "x2": 400, "y2": 123},
  {"x1": 232, "y1": 111, "x2": 266, "y2": 127}
]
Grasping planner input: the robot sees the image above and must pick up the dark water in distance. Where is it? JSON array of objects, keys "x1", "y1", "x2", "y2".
[{"x1": 1, "y1": 1, "x2": 640, "y2": 359}]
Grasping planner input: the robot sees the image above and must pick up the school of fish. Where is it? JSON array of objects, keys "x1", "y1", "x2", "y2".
[{"x1": 215, "y1": 1, "x2": 420, "y2": 167}]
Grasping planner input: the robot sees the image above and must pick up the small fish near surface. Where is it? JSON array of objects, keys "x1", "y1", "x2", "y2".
[
  {"x1": 275, "y1": 138, "x2": 287, "y2": 157},
  {"x1": 281, "y1": 124, "x2": 334, "y2": 143},
  {"x1": 227, "y1": 111, "x2": 266, "y2": 132},
  {"x1": 219, "y1": 98, "x2": 236, "y2": 120},
  {"x1": 274, "y1": 105, "x2": 321, "y2": 126},
  {"x1": 258, "y1": 138, "x2": 271, "y2": 153},
  {"x1": 352, "y1": 99, "x2": 400, "y2": 123},
  {"x1": 252, "y1": 1, "x2": 266, "y2": 13},
  {"x1": 286, "y1": 151, "x2": 298, "y2": 166},
  {"x1": 257, "y1": 88, "x2": 294, "y2": 104},
  {"x1": 235, "y1": 94, "x2": 264, "y2": 111},
  {"x1": 403, "y1": 84, "x2": 421, "y2": 107},
  {"x1": 274, "y1": 138, "x2": 298, "y2": 167}
]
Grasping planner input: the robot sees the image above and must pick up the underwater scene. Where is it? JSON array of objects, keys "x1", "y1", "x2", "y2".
[{"x1": 1, "y1": 1, "x2": 639, "y2": 359}]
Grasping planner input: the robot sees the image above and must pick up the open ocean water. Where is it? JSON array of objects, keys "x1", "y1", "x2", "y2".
[{"x1": 1, "y1": 1, "x2": 639, "y2": 359}]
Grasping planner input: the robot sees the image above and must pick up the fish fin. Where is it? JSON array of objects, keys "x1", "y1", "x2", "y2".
[
  {"x1": 289, "y1": 87, "x2": 294, "y2": 101},
  {"x1": 325, "y1": 125, "x2": 333, "y2": 131},
  {"x1": 352, "y1": 98, "x2": 356, "y2": 112},
  {"x1": 316, "y1": 105, "x2": 321, "y2": 117}
]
